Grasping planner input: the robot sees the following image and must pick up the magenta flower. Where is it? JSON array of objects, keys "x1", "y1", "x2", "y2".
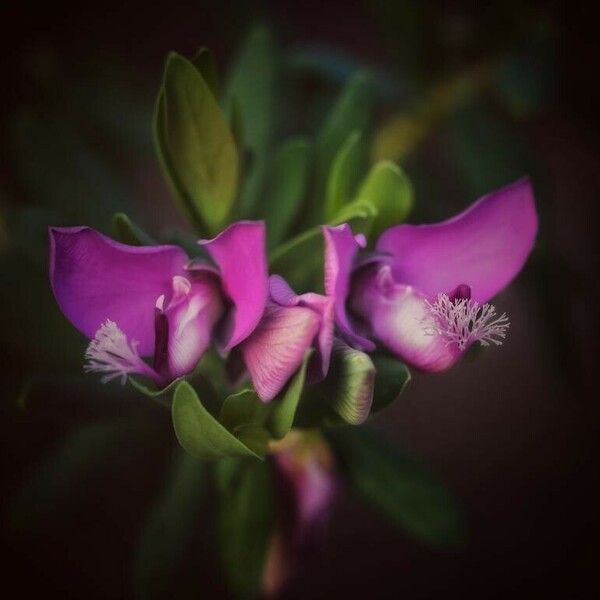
[
  {"x1": 323, "y1": 178, "x2": 538, "y2": 372},
  {"x1": 263, "y1": 432, "x2": 338, "y2": 596},
  {"x1": 49, "y1": 221, "x2": 268, "y2": 385},
  {"x1": 239, "y1": 275, "x2": 334, "y2": 402}
]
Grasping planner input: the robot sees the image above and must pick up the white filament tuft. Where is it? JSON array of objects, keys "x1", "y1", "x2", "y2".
[
  {"x1": 424, "y1": 293, "x2": 510, "y2": 351},
  {"x1": 84, "y1": 320, "x2": 153, "y2": 384}
]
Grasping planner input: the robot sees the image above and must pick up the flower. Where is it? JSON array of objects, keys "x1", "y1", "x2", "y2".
[
  {"x1": 49, "y1": 221, "x2": 268, "y2": 386},
  {"x1": 239, "y1": 275, "x2": 334, "y2": 402},
  {"x1": 323, "y1": 178, "x2": 538, "y2": 371},
  {"x1": 263, "y1": 431, "x2": 338, "y2": 597}
]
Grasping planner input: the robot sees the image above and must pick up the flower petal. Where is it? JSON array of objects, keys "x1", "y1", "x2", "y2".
[
  {"x1": 49, "y1": 226, "x2": 187, "y2": 355},
  {"x1": 154, "y1": 275, "x2": 224, "y2": 379},
  {"x1": 376, "y1": 178, "x2": 538, "y2": 303},
  {"x1": 241, "y1": 303, "x2": 321, "y2": 402},
  {"x1": 199, "y1": 221, "x2": 268, "y2": 351},
  {"x1": 269, "y1": 275, "x2": 334, "y2": 381},
  {"x1": 351, "y1": 265, "x2": 461, "y2": 372},
  {"x1": 322, "y1": 224, "x2": 375, "y2": 351}
]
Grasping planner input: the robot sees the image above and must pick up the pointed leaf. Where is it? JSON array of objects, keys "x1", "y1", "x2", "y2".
[
  {"x1": 370, "y1": 353, "x2": 411, "y2": 415},
  {"x1": 172, "y1": 381, "x2": 263, "y2": 460},
  {"x1": 156, "y1": 53, "x2": 239, "y2": 234},
  {"x1": 325, "y1": 130, "x2": 365, "y2": 220},
  {"x1": 134, "y1": 449, "x2": 207, "y2": 599},
  {"x1": 266, "y1": 350, "x2": 311, "y2": 439},
  {"x1": 191, "y1": 46, "x2": 219, "y2": 98},
  {"x1": 112, "y1": 212, "x2": 156, "y2": 246},
  {"x1": 356, "y1": 160, "x2": 413, "y2": 240},
  {"x1": 216, "y1": 459, "x2": 274, "y2": 599},
  {"x1": 329, "y1": 427, "x2": 467, "y2": 548},
  {"x1": 266, "y1": 137, "x2": 311, "y2": 248},
  {"x1": 225, "y1": 25, "x2": 277, "y2": 217},
  {"x1": 312, "y1": 70, "x2": 375, "y2": 221}
]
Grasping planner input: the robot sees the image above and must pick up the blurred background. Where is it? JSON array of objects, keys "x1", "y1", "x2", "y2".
[{"x1": 1, "y1": 1, "x2": 599, "y2": 598}]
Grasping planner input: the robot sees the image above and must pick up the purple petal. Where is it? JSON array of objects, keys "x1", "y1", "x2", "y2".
[
  {"x1": 154, "y1": 275, "x2": 224, "y2": 378},
  {"x1": 199, "y1": 221, "x2": 268, "y2": 351},
  {"x1": 351, "y1": 265, "x2": 461, "y2": 372},
  {"x1": 240, "y1": 303, "x2": 321, "y2": 402},
  {"x1": 322, "y1": 224, "x2": 375, "y2": 351},
  {"x1": 50, "y1": 226, "x2": 188, "y2": 355},
  {"x1": 273, "y1": 432, "x2": 338, "y2": 548},
  {"x1": 377, "y1": 178, "x2": 538, "y2": 303},
  {"x1": 269, "y1": 275, "x2": 334, "y2": 381}
]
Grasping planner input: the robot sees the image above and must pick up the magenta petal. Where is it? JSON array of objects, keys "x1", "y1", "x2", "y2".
[
  {"x1": 322, "y1": 225, "x2": 375, "y2": 351},
  {"x1": 377, "y1": 178, "x2": 538, "y2": 303},
  {"x1": 351, "y1": 266, "x2": 461, "y2": 372},
  {"x1": 241, "y1": 303, "x2": 321, "y2": 402},
  {"x1": 199, "y1": 221, "x2": 268, "y2": 351},
  {"x1": 50, "y1": 226, "x2": 188, "y2": 355},
  {"x1": 268, "y1": 275, "x2": 334, "y2": 381},
  {"x1": 155, "y1": 276, "x2": 224, "y2": 378}
]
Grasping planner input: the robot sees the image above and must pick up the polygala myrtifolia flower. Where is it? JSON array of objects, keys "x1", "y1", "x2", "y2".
[
  {"x1": 323, "y1": 178, "x2": 538, "y2": 372},
  {"x1": 263, "y1": 431, "x2": 338, "y2": 597},
  {"x1": 50, "y1": 221, "x2": 268, "y2": 386}
]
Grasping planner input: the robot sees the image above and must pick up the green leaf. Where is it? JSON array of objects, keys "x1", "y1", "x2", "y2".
[
  {"x1": 265, "y1": 137, "x2": 311, "y2": 248},
  {"x1": 172, "y1": 381, "x2": 263, "y2": 460},
  {"x1": 266, "y1": 350, "x2": 311, "y2": 439},
  {"x1": 112, "y1": 212, "x2": 156, "y2": 246},
  {"x1": 225, "y1": 25, "x2": 277, "y2": 217},
  {"x1": 156, "y1": 53, "x2": 239, "y2": 235},
  {"x1": 313, "y1": 71, "x2": 375, "y2": 221},
  {"x1": 216, "y1": 459, "x2": 274, "y2": 599},
  {"x1": 329, "y1": 427, "x2": 467, "y2": 548},
  {"x1": 356, "y1": 160, "x2": 413, "y2": 240},
  {"x1": 191, "y1": 47, "x2": 219, "y2": 98},
  {"x1": 370, "y1": 353, "x2": 411, "y2": 415},
  {"x1": 325, "y1": 130, "x2": 366, "y2": 220},
  {"x1": 269, "y1": 200, "x2": 377, "y2": 290},
  {"x1": 219, "y1": 389, "x2": 268, "y2": 432},
  {"x1": 134, "y1": 449, "x2": 207, "y2": 599}
]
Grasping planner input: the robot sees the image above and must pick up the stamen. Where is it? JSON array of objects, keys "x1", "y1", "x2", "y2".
[
  {"x1": 84, "y1": 319, "x2": 158, "y2": 384},
  {"x1": 424, "y1": 293, "x2": 510, "y2": 351}
]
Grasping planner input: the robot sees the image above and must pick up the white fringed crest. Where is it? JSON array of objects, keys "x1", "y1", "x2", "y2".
[{"x1": 424, "y1": 293, "x2": 510, "y2": 351}]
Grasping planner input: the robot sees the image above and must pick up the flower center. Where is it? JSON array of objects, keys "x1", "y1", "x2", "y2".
[
  {"x1": 84, "y1": 319, "x2": 160, "y2": 384},
  {"x1": 424, "y1": 293, "x2": 510, "y2": 351}
]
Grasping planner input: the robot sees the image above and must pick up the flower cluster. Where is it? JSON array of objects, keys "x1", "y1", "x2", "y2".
[{"x1": 50, "y1": 178, "x2": 537, "y2": 401}]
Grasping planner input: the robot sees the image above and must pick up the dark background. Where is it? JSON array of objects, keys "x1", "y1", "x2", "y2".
[{"x1": 1, "y1": 1, "x2": 599, "y2": 598}]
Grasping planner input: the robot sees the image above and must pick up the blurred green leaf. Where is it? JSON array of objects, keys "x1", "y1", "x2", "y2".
[
  {"x1": 329, "y1": 427, "x2": 467, "y2": 548},
  {"x1": 134, "y1": 449, "x2": 207, "y2": 599},
  {"x1": 325, "y1": 130, "x2": 365, "y2": 220},
  {"x1": 370, "y1": 353, "x2": 411, "y2": 415},
  {"x1": 269, "y1": 200, "x2": 377, "y2": 290},
  {"x1": 172, "y1": 381, "x2": 263, "y2": 460},
  {"x1": 225, "y1": 25, "x2": 277, "y2": 218},
  {"x1": 313, "y1": 71, "x2": 375, "y2": 221},
  {"x1": 156, "y1": 53, "x2": 239, "y2": 235},
  {"x1": 219, "y1": 389, "x2": 268, "y2": 432},
  {"x1": 266, "y1": 350, "x2": 311, "y2": 439},
  {"x1": 357, "y1": 160, "x2": 413, "y2": 240},
  {"x1": 112, "y1": 212, "x2": 156, "y2": 246},
  {"x1": 265, "y1": 137, "x2": 311, "y2": 248},
  {"x1": 191, "y1": 47, "x2": 219, "y2": 98},
  {"x1": 216, "y1": 459, "x2": 274, "y2": 599}
]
